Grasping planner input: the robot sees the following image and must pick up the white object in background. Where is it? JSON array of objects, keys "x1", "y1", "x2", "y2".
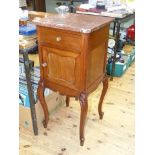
[
  {"x1": 106, "y1": 4, "x2": 126, "y2": 12},
  {"x1": 55, "y1": 5, "x2": 69, "y2": 15},
  {"x1": 126, "y1": 1, "x2": 135, "y2": 13},
  {"x1": 19, "y1": 8, "x2": 23, "y2": 19},
  {"x1": 108, "y1": 48, "x2": 114, "y2": 54},
  {"x1": 88, "y1": 0, "x2": 97, "y2": 6},
  {"x1": 119, "y1": 30, "x2": 127, "y2": 41},
  {"x1": 113, "y1": 0, "x2": 121, "y2": 5},
  {"x1": 108, "y1": 39, "x2": 115, "y2": 48},
  {"x1": 106, "y1": 0, "x2": 113, "y2": 8},
  {"x1": 44, "y1": 88, "x2": 50, "y2": 96},
  {"x1": 19, "y1": 9, "x2": 29, "y2": 20},
  {"x1": 19, "y1": 0, "x2": 27, "y2": 8},
  {"x1": 23, "y1": 10, "x2": 28, "y2": 19},
  {"x1": 121, "y1": 50, "x2": 125, "y2": 54},
  {"x1": 79, "y1": 4, "x2": 95, "y2": 9},
  {"x1": 96, "y1": 0, "x2": 106, "y2": 7},
  {"x1": 123, "y1": 65, "x2": 126, "y2": 71}
]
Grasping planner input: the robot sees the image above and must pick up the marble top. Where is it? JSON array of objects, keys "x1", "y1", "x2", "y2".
[{"x1": 33, "y1": 13, "x2": 114, "y2": 33}]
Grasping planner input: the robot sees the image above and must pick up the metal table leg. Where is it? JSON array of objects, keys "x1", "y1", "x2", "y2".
[
  {"x1": 32, "y1": 0, "x2": 36, "y2": 11},
  {"x1": 113, "y1": 21, "x2": 116, "y2": 37},
  {"x1": 110, "y1": 21, "x2": 121, "y2": 81},
  {"x1": 23, "y1": 50, "x2": 38, "y2": 135}
]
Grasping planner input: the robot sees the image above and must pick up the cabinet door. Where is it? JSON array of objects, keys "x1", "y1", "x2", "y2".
[{"x1": 40, "y1": 46, "x2": 83, "y2": 90}]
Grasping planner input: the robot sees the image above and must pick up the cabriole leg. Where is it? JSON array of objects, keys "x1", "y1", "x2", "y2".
[
  {"x1": 79, "y1": 92, "x2": 88, "y2": 146},
  {"x1": 98, "y1": 76, "x2": 108, "y2": 119},
  {"x1": 37, "y1": 80, "x2": 49, "y2": 128},
  {"x1": 66, "y1": 96, "x2": 70, "y2": 107}
]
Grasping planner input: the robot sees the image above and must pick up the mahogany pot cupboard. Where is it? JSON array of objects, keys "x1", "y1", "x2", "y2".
[{"x1": 34, "y1": 13, "x2": 114, "y2": 146}]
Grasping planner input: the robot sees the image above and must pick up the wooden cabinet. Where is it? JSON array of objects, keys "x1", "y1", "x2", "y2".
[{"x1": 35, "y1": 13, "x2": 113, "y2": 146}]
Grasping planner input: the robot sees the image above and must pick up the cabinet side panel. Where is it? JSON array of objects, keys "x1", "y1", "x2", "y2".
[
  {"x1": 89, "y1": 25, "x2": 109, "y2": 51},
  {"x1": 87, "y1": 25, "x2": 109, "y2": 88},
  {"x1": 87, "y1": 44, "x2": 106, "y2": 86}
]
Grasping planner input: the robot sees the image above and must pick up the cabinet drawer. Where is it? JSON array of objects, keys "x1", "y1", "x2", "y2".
[{"x1": 38, "y1": 26, "x2": 82, "y2": 52}]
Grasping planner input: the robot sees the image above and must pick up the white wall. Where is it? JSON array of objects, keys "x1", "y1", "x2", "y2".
[{"x1": 45, "y1": 0, "x2": 58, "y2": 13}]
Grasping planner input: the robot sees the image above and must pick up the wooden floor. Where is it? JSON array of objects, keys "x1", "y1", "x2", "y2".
[{"x1": 19, "y1": 63, "x2": 135, "y2": 155}]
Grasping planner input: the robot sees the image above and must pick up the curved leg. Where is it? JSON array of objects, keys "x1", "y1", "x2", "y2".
[
  {"x1": 37, "y1": 80, "x2": 49, "y2": 128},
  {"x1": 98, "y1": 76, "x2": 108, "y2": 119},
  {"x1": 75, "y1": 96, "x2": 78, "y2": 101},
  {"x1": 79, "y1": 92, "x2": 88, "y2": 146},
  {"x1": 66, "y1": 96, "x2": 70, "y2": 107}
]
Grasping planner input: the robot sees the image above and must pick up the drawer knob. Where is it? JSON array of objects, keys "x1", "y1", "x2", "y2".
[
  {"x1": 42, "y1": 63, "x2": 47, "y2": 67},
  {"x1": 56, "y1": 36, "x2": 61, "y2": 42}
]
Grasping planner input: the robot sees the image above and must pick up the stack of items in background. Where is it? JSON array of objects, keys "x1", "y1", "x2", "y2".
[
  {"x1": 77, "y1": 0, "x2": 135, "y2": 18},
  {"x1": 19, "y1": 61, "x2": 41, "y2": 108},
  {"x1": 19, "y1": 60, "x2": 65, "y2": 132},
  {"x1": 19, "y1": 10, "x2": 66, "y2": 132},
  {"x1": 107, "y1": 24, "x2": 135, "y2": 77},
  {"x1": 19, "y1": 9, "x2": 38, "y2": 54}
]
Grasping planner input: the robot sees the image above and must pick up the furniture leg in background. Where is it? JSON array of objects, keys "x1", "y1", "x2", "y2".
[
  {"x1": 22, "y1": 49, "x2": 38, "y2": 135},
  {"x1": 66, "y1": 96, "x2": 70, "y2": 107},
  {"x1": 113, "y1": 21, "x2": 116, "y2": 37},
  {"x1": 32, "y1": 0, "x2": 46, "y2": 12},
  {"x1": 110, "y1": 21, "x2": 121, "y2": 81}
]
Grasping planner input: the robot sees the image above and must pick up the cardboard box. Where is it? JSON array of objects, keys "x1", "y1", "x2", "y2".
[
  {"x1": 123, "y1": 44, "x2": 134, "y2": 54},
  {"x1": 19, "y1": 92, "x2": 65, "y2": 132},
  {"x1": 124, "y1": 49, "x2": 135, "y2": 66}
]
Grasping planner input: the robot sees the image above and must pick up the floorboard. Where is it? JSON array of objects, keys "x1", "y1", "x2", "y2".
[{"x1": 19, "y1": 61, "x2": 135, "y2": 155}]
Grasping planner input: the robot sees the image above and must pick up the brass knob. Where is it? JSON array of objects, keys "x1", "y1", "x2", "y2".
[
  {"x1": 56, "y1": 36, "x2": 61, "y2": 42},
  {"x1": 42, "y1": 63, "x2": 47, "y2": 67}
]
